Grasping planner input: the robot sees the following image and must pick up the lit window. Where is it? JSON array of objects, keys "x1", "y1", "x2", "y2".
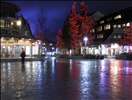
[
  {"x1": 0, "y1": 20, "x2": 5, "y2": 27},
  {"x1": 117, "y1": 24, "x2": 121, "y2": 28},
  {"x1": 97, "y1": 34, "x2": 103, "y2": 38},
  {"x1": 99, "y1": 20, "x2": 104, "y2": 24},
  {"x1": 11, "y1": 22, "x2": 13, "y2": 25},
  {"x1": 113, "y1": 34, "x2": 117, "y2": 38},
  {"x1": 49, "y1": 43, "x2": 52, "y2": 46},
  {"x1": 17, "y1": 20, "x2": 21, "y2": 26},
  {"x1": 126, "y1": 22, "x2": 130, "y2": 26},
  {"x1": 113, "y1": 25, "x2": 117, "y2": 28},
  {"x1": 118, "y1": 35, "x2": 121, "y2": 38},
  {"x1": 104, "y1": 24, "x2": 111, "y2": 30},
  {"x1": 96, "y1": 26, "x2": 102, "y2": 32},
  {"x1": 114, "y1": 15, "x2": 121, "y2": 20},
  {"x1": 122, "y1": 23, "x2": 126, "y2": 27},
  {"x1": 43, "y1": 43, "x2": 45, "y2": 45},
  {"x1": 90, "y1": 28, "x2": 95, "y2": 33}
]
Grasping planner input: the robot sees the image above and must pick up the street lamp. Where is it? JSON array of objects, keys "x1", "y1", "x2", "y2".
[{"x1": 83, "y1": 36, "x2": 88, "y2": 46}]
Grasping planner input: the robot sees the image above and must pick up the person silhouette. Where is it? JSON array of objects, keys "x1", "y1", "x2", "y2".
[{"x1": 20, "y1": 48, "x2": 26, "y2": 65}]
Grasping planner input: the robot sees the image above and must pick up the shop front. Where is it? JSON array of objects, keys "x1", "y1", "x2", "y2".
[{"x1": 0, "y1": 37, "x2": 39, "y2": 58}]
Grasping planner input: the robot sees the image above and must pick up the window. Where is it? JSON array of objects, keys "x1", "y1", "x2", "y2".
[
  {"x1": 97, "y1": 34, "x2": 103, "y2": 38},
  {"x1": 99, "y1": 20, "x2": 104, "y2": 24},
  {"x1": 107, "y1": 17, "x2": 112, "y2": 22},
  {"x1": 113, "y1": 34, "x2": 117, "y2": 38},
  {"x1": 96, "y1": 26, "x2": 102, "y2": 32},
  {"x1": 113, "y1": 25, "x2": 117, "y2": 28},
  {"x1": 0, "y1": 30, "x2": 7, "y2": 35},
  {"x1": 117, "y1": 24, "x2": 121, "y2": 28},
  {"x1": 93, "y1": 35, "x2": 96, "y2": 39},
  {"x1": 11, "y1": 22, "x2": 17, "y2": 29},
  {"x1": 90, "y1": 28, "x2": 95, "y2": 33},
  {"x1": 13, "y1": 31, "x2": 18, "y2": 35},
  {"x1": 113, "y1": 34, "x2": 121, "y2": 39},
  {"x1": 126, "y1": 22, "x2": 130, "y2": 26},
  {"x1": 118, "y1": 35, "x2": 121, "y2": 38},
  {"x1": 5, "y1": 20, "x2": 11, "y2": 28},
  {"x1": 104, "y1": 24, "x2": 111, "y2": 30},
  {"x1": 49, "y1": 43, "x2": 52, "y2": 46},
  {"x1": 0, "y1": 20, "x2": 5, "y2": 27},
  {"x1": 122, "y1": 23, "x2": 126, "y2": 27},
  {"x1": 114, "y1": 14, "x2": 121, "y2": 20}
]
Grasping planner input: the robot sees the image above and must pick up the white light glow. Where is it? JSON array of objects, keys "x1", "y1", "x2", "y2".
[
  {"x1": 83, "y1": 37, "x2": 88, "y2": 42},
  {"x1": 17, "y1": 20, "x2": 21, "y2": 26},
  {"x1": 111, "y1": 43, "x2": 119, "y2": 49},
  {"x1": 11, "y1": 22, "x2": 13, "y2": 25},
  {"x1": 52, "y1": 47, "x2": 54, "y2": 50},
  {"x1": 70, "y1": 50, "x2": 72, "y2": 55}
]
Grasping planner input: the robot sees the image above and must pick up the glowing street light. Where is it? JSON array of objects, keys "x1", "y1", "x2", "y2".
[{"x1": 83, "y1": 36, "x2": 88, "y2": 46}]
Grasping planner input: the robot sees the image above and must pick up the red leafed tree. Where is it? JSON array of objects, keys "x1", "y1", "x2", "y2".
[
  {"x1": 69, "y1": 2, "x2": 81, "y2": 49},
  {"x1": 56, "y1": 1, "x2": 95, "y2": 54},
  {"x1": 79, "y1": 1, "x2": 95, "y2": 44},
  {"x1": 121, "y1": 22, "x2": 132, "y2": 45},
  {"x1": 56, "y1": 29, "x2": 64, "y2": 48}
]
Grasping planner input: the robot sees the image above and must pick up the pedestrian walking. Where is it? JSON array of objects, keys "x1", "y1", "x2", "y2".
[{"x1": 20, "y1": 48, "x2": 26, "y2": 65}]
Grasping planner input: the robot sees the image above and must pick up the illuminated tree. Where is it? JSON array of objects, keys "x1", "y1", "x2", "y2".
[
  {"x1": 121, "y1": 22, "x2": 132, "y2": 45},
  {"x1": 56, "y1": 1, "x2": 95, "y2": 54},
  {"x1": 121, "y1": 22, "x2": 132, "y2": 53},
  {"x1": 78, "y1": 1, "x2": 95, "y2": 44},
  {"x1": 69, "y1": 2, "x2": 81, "y2": 49},
  {"x1": 56, "y1": 29, "x2": 64, "y2": 48}
]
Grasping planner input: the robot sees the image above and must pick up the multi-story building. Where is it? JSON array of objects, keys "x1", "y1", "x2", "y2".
[
  {"x1": 87, "y1": 7, "x2": 132, "y2": 56},
  {"x1": 0, "y1": 1, "x2": 39, "y2": 58},
  {"x1": 57, "y1": 6, "x2": 132, "y2": 56},
  {"x1": 41, "y1": 38, "x2": 56, "y2": 56}
]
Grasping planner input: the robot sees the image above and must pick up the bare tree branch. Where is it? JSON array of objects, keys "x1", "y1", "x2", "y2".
[{"x1": 33, "y1": 5, "x2": 48, "y2": 39}]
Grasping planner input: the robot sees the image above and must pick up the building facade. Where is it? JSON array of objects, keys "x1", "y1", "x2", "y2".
[
  {"x1": 0, "y1": 1, "x2": 39, "y2": 58},
  {"x1": 41, "y1": 38, "x2": 56, "y2": 56},
  {"x1": 83, "y1": 7, "x2": 132, "y2": 56}
]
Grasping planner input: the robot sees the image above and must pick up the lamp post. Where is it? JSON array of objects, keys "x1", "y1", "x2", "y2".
[
  {"x1": 83, "y1": 36, "x2": 88, "y2": 46},
  {"x1": 82, "y1": 36, "x2": 88, "y2": 55}
]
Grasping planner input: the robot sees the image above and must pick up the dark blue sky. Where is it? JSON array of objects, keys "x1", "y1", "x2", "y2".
[{"x1": 7, "y1": 1, "x2": 132, "y2": 42}]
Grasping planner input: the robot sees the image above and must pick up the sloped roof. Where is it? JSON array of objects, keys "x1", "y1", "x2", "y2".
[{"x1": 90, "y1": 11, "x2": 105, "y2": 21}]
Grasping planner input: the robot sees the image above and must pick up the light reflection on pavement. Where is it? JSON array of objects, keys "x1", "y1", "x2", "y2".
[{"x1": 1, "y1": 58, "x2": 132, "y2": 100}]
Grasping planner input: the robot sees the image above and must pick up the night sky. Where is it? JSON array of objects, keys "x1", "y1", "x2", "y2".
[{"x1": 6, "y1": 1, "x2": 132, "y2": 42}]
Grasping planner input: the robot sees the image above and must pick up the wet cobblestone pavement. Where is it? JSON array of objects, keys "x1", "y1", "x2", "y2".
[{"x1": 1, "y1": 58, "x2": 132, "y2": 100}]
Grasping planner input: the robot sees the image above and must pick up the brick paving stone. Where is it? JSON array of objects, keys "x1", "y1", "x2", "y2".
[{"x1": 1, "y1": 59, "x2": 132, "y2": 100}]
